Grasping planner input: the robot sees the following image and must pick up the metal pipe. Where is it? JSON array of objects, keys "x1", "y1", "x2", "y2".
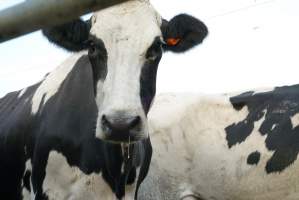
[{"x1": 0, "y1": 0, "x2": 131, "y2": 43}]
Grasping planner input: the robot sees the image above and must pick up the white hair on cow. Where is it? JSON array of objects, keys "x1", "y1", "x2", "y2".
[
  {"x1": 18, "y1": 88, "x2": 28, "y2": 98},
  {"x1": 291, "y1": 113, "x2": 299, "y2": 128}
]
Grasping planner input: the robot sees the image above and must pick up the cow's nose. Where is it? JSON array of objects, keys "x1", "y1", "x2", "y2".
[{"x1": 101, "y1": 114, "x2": 141, "y2": 133}]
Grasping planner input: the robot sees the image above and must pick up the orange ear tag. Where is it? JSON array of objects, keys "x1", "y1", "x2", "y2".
[{"x1": 167, "y1": 38, "x2": 181, "y2": 46}]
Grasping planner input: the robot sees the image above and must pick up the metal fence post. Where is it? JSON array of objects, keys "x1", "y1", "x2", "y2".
[{"x1": 0, "y1": 0, "x2": 132, "y2": 43}]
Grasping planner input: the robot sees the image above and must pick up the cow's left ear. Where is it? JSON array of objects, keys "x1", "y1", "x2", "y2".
[
  {"x1": 161, "y1": 14, "x2": 208, "y2": 53},
  {"x1": 42, "y1": 19, "x2": 91, "y2": 52}
]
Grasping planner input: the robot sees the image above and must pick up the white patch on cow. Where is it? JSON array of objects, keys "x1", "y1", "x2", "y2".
[
  {"x1": 146, "y1": 93, "x2": 299, "y2": 200},
  {"x1": 124, "y1": 167, "x2": 140, "y2": 200},
  {"x1": 90, "y1": 0, "x2": 162, "y2": 139},
  {"x1": 229, "y1": 87, "x2": 274, "y2": 97},
  {"x1": 291, "y1": 113, "x2": 299, "y2": 128},
  {"x1": 31, "y1": 52, "x2": 87, "y2": 115},
  {"x1": 124, "y1": 184, "x2": 136, "y2": 200},
  {"x1": 271, "y1": 123, "x2": 277, "y2": 130},
  {"x1": 18, "y1": 88, "x2": 27, "y2": 98},
  {"x1": 43, "y1": 151, "x2": 116, "y2": 200},
  {"x1": 252, "y1": 87, "x2": 274, "y2": 95}
]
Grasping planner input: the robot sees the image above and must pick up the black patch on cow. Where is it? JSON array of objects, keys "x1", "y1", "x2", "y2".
[
  {"x1": 42, "y1": 18, "x2": 91, "y2": 52},
  {"x1": 247, "y1": 151, "x2": 261, "y2": 165},
  {"x1": 161, "y1": 14, "x2": 208, "y2": 53},
  {"x1": 226, "y1": 85, "x2": 299, "y2": 173},
  {"x1": 140, "y1": 37, "x2": 163, "y2": 113},
  {"x1": 230, "y1": 91, "x2": 254, "y2": 111}
]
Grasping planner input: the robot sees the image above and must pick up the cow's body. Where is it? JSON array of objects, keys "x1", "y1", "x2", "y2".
[
  {"x1": 139, "y1": 85, "x2": 299, "y2": 200},
  {"x1": 0, "y1": 53, "x2": 151, "y2": 200}
]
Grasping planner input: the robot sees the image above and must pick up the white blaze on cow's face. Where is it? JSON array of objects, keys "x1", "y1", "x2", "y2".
[{"x1": 90, "y1": 1, "x2": 163, "y2": 142}]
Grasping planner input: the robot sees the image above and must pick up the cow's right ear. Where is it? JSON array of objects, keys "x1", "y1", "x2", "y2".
[{"x1": 42, "y1": 19, "x2": 91, "y2": 52}]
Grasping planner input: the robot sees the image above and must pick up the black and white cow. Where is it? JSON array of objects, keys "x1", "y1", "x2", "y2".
[
  {"x1": 0, "y1": 0, "x2": 208, "y2": 199},
  {"x1": 139, "y1": 86, "x2": 299, "y2": 200}
]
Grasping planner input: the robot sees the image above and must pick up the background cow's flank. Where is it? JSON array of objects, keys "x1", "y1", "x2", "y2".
[
  {"x1": 139, "y1": 90, "x2": 299, "y2": 200},
  {"x1": 226, "y1": 85, "x2": 299, "y2": 173},
  {"x1": 0, "y1": 0, "x2": 207, "y2": 199}
]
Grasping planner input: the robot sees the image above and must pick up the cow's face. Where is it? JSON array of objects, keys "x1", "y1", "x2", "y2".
[{"x1": 42, "y1": 0, "x2": 208, "y2": 144}]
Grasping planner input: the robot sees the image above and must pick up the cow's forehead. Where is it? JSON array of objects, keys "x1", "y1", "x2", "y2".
[{"x1": 90, "y1": 0, "x2": 162, "y2": 51}]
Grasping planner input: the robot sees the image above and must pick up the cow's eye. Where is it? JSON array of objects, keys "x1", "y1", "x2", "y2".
[{"x1": 146, "y1": 40, "x2": 162, "y2": 61}]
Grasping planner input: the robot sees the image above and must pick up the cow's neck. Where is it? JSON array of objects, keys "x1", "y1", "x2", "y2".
[{"x1": 102, "y1": 142, "x2": 139, "y2": 199}]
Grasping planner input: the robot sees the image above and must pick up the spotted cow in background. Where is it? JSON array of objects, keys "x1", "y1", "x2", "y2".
[
  {"x1": 139, "y1": 86, "x2": 299, "y2": 200},
  {"x1": 0, "y1": 0, "x2": 208, "y2": 199}
]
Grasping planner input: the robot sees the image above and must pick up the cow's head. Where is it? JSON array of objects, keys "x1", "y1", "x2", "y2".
[{"x1": 43, "y1": 0, "x2": 208, "y2": 144}]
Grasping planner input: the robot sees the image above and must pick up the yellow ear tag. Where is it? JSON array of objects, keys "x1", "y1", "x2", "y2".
[{"x1": 167, "y1": 38, "x2": 181, "y2": 46}]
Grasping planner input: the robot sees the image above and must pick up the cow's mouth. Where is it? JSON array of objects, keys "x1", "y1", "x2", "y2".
[{"x1": 103, "y1": 131, "x2": 145, "y2": 144}]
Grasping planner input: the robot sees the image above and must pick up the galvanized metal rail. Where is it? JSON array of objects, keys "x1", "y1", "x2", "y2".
[{"x1": 0, "y1": 0, "x2": 131, "y2": 43}]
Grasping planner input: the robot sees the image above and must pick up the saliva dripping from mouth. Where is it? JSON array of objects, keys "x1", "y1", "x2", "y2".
[
  {"x1": 128, "y1": 136, "x2": 131, "y2": 159},
  {"x1": 121, "y1": 136, "x2": 134, "y2": 186},
  {"x1": 122, "y1": 136, "x2": 132, "y2": 161}
]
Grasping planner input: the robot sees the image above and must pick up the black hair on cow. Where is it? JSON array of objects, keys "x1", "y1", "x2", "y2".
[
  {"x1": 162, "y1": 14, "x2": 208, "y2": 53},
  {"x1": 42, "y1": 19, "x2": 91, "y2": 52}
]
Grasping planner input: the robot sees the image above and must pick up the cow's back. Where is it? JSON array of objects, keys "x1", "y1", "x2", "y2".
[{"x1": 0, "y1": 86, "x2": 35, "y2": 130}]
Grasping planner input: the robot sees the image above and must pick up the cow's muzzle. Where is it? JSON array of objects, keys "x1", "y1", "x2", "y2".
[{"x1": 100, "y1": 112, "x2": 143, "y2": 143}]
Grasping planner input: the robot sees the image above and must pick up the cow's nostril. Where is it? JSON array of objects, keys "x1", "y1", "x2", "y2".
[
  {"x1": 101, "y1": 114, "x2": 141, "y2": 132},
  {"x1": 128, "y1": 116, "x2": 141, "y2": 129},
  {"x1": 101, "y1": 115, "x2": 111, "y2": 129}
]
